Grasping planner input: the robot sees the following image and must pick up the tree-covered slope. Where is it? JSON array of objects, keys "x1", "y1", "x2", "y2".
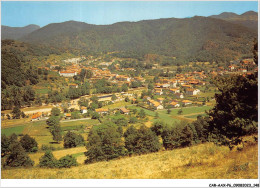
[
  {"x1": 21, "y1": 16, "x2": 257, "y2": 62},
  {"x1": 210, "y1": 11, "x2": 258, "y2": 31},
  {"x1": 1, "y1": 24, "x2": 40, "y2": 40}
]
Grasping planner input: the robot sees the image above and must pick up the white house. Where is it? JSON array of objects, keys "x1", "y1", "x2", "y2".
[{"x1": 59, "y1": 71, "x2": 77, "y2": 77}]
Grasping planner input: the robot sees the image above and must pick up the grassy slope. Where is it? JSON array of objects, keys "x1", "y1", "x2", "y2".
[{"x1": 2, "y1": 137, "x2": 258, "y2": 179}]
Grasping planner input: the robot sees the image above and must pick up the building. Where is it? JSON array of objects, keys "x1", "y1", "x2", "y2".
[
  {"x1": 80, "y1": 107, "x2": 88, "y2": 114},
  {"x1": 182, "y1": 100, "x2": 192, "y2": 106},
  {"x1": 186, "y1": 88, "x2": 200, "y2": 96},
  {"x1": 169, "y1": 88, "x2": 180, "y2": 94},
  {"x1": 157, "y1": 98, "x2": 164, "y2": 104},
  {"x1": 95, "y1": 108, "x2": 109, "y2": 115},
  {"x1": 119, "y1": 107, "x2": 130, "y2": 115},
  {"x1": 31, "y1": 112, "x2": 42, "y2": 121},
  {"x1": 148, "y1": 100, "x2": 164, "y2": 110},
  {"x1": 175, "y1": 93, "x2": 184, "y2": 99},
  {"x1": 69, "y1": 84, "x2": 79, "y2": 89},
  {"x1": 154, "y1": 88, "x2": 163, "y2": 95},
  {"x1": 59, "y1": 71, "x2": 77, "y2": 77},
  {"x1": 65, "y1": 113, "x2": 71, "y2": 120},
  {"x1": 169, "y1": 101, "x2": 180, "y2": 108}
]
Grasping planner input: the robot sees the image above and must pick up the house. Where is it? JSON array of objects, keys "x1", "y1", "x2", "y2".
[
  {"x1": 182, "y1": 100, "x2": 192, "y2": 106},
  {"x1": 119, "y1": 107, "x2": 130, "y2": 115},
  {"x1": 169, "y1": 101, "x2": 180, "y2": 108},
  {"x1": 157, "y1": 98, "x2": 164, "y2": 104},
  {"x1": 154, "y1": 88, "x2": 163, "y2": 95},
  {"x1": 50, "y1": 65, "x2": 60, "y2": 69},
  {"x1": 143, "y1": 96, "x2": 151, "y2": 101},
  {"x1": 175, "y1": 93, "x2": 184, "y2": 99},
  {"x1": 80, "y1": 106, "x2": 88, "y2": 114},
  {"x1": 169, "y1": 88, "x2": 180, "y2": 94},
  {"x1": 31, "y1": 112, "x2": 42, "y2": 121},
  {"x1": 59, "y1": 71, "x2": 77, "y2": 77},
  {"x1": 65, "y1": 113, "x2": 71, "y2": 120},
  {"x1": 186, "y1": 88, "x2": 200, "y2": 96},
  {"x1": 148, "y1": 100, "x2": 164, "y2": 110},
  {"x1": 69, "y1": 84, "x2": 79, "y2": 89},
  {"x1": 95, "y1": 108, "x2": 109, "y2": 115}
]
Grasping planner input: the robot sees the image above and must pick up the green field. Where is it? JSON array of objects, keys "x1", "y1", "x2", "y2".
[
  {"x1": 61, "y1": 119, "x2": 100, "y2": 127},
  {"x1": 1, "y1": 125, "x2": 25, "y2": 136},
  {"x1": 35, "y1": 88, "x2": 50, "y2": 95},
  {"x1": 184, "y1": 113, "x2": 207, "y2": 119},
  {"x1": 167, "y1": 106, "x2": 212, "y2": 116}
]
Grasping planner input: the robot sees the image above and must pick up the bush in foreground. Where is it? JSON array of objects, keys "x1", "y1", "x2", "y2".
[{"x1": 20, "y1": 134, "x2": 38, "y2": 152}]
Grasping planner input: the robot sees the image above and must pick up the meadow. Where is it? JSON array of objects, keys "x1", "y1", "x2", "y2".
[{"x1": 1, "y1": 135, "x2": 257, "y2": 179}]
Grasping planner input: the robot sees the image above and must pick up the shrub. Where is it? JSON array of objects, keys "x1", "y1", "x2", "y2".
[
  {"x1": 85, "y1": 122, "x2": 125, "y2": 164},
  {"x1": 20, "y1": 134, "x2": 38, "y2": 152},
  {"x1": 41, "y1": 144, "x2": 56, "y2": 151},
  {"x1": 51, "y1": 107, "x2": 61, "y2": 116},
  {"x1": 4, "y1": 141, "x2": 34, "y2": 168},
  {"x1": 124, "y1": 125, "x2": 161, "y2": 155},
  {"x1": 161, "y1": 121, "x2": 194, "y2": 150},
  {"x1": 63, "y1": 131, "x2": 85, "y2": 148},
  {"x1": 129, "y1": 116, "x2": 138, "y2": 124},
  {"x1": 57, "y1": 155, "x2": 78, "y2": 168},
  {"x1": 1, "y1": 134, "x2": 10, "y2": 157},
  {"x1": 151, "y1": 120, "x2": 167, "y2": 136},
  {"x1": 39, "y1": 150, "x2": 58, "y2": 168},
  {"x1": 91, "y1": 112, "x2": 100, "y2": 119}
]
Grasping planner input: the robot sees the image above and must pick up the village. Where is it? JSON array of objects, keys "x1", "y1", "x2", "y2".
[{"x1": 3, "y1": 54, "x2": 255, "y2": 125}]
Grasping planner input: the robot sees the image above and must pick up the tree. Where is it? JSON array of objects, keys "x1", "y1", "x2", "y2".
[
  {"x1": 46, "y1": 116, "x2": 60, "y2": 127},
  {"x1": 177, "y1": 109, "x2": 183, "y2": 115},
  {"x1": 4, "y1": 141, "x2": 34, "y2": 168},
  {"x1": 111, "y1": 94, "x2": 117, "y2": 101},
  {"x1": 121, "y1": 83, "x2": 128, "y2": 92},
  {"x1": 39, "y1": 150, "x2": 58, "y2": 168},
  {"x1": 50, "y1": 124, "x2": 62, "y2": 143},
  {"x1": 129, "y1": 116, "x2": 138, "y2": 124},
  {"x1": 11, "y1": 106, "x2": 22, "y2": 119},
  {"x1": 20, "y1": 134, "x2": 38, "y2": 152},
  {"x1": 180, "y1": 125, "x2": 194, "y2": 147},
  {"x1": 51, "y1": 107, "x2": 61, "y2": 116},
  {"x1": 125, "y1": 96, "x2": 130, "y2": 102},
  {"x1": 1, "y1": 134, "x2": 10, "y2": 157},
  {"x1": 85, "y1": 122, "x2": 125, "y2": 163},
  {"x1": 63, "y1": 131, "x2": 85, "y2": 148},
  {"x1": 124, "y1": 125, "x2": 161, "y2": 155},
  {"x1": 138, "y1": 109, "x2": 146, "y2": 119},
  {"x1": 112, "y1": 116, "x2": 128, "y2": 127},
  {"x1": 148, "y1": 83, "x2": 154, "y2": 90},
  {"x1": 91, "y1": 112, "x2": 100, "y2": 119},
  {"x1": 208, "y1": 74, "x2": 258, "y2": 146},
  {"x1": 57, "y1": 155, "x2": 78, "y2": 168},
  {"x1": 151, "y1": 120, "x2": 167, "y2": 136}
]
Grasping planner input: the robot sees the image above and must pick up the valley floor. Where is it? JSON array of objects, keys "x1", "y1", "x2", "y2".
[{"x1": 1, "y1": 138, "x2": 258, "y2": 179}]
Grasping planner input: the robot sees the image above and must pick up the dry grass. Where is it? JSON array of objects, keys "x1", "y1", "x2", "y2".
[
  {"x1": 2, "y1": 137, "x2": 258, "y2": 179},
  {"x1": 28, "y1": 146, "x2": 86, "y2": 165}
]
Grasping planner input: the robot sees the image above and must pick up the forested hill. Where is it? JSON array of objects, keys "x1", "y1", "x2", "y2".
[
  {"x1": 209, "y1": 11, "x2": 258, "y2": 31},
  {"x1": 1, "y1": 24, "x2": 40, "y2": 40},
  {"x1": 20, "y1": 16, "x2": 257, "y2": 62}
]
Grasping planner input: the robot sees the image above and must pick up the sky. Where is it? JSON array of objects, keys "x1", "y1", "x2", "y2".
[{"x1": 1, "y1": 1, "x2": 258, "y2": 27}]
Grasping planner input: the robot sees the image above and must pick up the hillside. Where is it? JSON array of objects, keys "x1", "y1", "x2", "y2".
[
  {"x1": 1, "y1": 137, "x2": 258, "y2": 179},
  {"x1": 20, "y1": 16, "x2": 257, "y2": 62},
  {"x1": 1, "y1": 24, "x2": 40, "y2": 40},
  {"x1": 210, "y1": 11, "x2": 258, "y2": 31}
]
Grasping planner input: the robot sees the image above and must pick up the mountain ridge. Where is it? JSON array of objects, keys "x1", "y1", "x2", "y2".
[{"x1": 1, "y1": 24, "x2": 40, "y2": 40}]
